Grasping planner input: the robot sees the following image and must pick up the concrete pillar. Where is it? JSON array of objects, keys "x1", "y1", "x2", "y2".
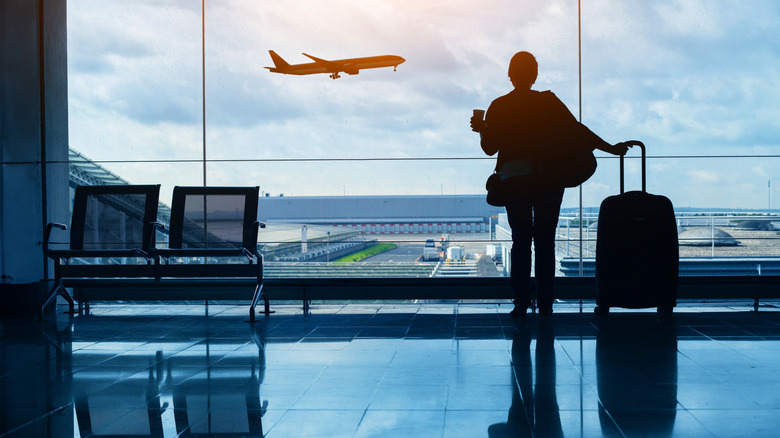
[{"x1": 1, "y1": 0, "x2": 70, "y2": 313}]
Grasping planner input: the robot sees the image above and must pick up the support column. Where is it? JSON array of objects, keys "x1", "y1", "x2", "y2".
[{"x1": 0, "y1": 0, "x2": 70, "y2": 313}]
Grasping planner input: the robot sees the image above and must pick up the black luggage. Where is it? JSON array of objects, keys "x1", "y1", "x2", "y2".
[{"x1": 595, "y1": 141, "x2": 678, "y2": 317}]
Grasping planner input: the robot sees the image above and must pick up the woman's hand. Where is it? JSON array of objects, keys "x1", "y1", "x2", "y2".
[
  {"x1": 612, "y1": 141, "x2": 630, "y2": 156},
  {"x1": 470, "y1": 116, "x2": 486, "y2": 133}
]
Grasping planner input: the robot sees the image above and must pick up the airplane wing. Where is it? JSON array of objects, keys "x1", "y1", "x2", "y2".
[{"x1": 301, "y1": 53, "x2": 343, "y2": 71}]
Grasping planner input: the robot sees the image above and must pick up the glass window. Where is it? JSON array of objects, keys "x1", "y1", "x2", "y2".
[{"x1": 68, "y1": 1, "x2": 780, "y2": 279}]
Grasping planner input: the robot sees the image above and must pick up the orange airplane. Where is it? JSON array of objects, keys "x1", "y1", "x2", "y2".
[{"x1": 265, "y1": 50, "x2": 405, "y2": 79}]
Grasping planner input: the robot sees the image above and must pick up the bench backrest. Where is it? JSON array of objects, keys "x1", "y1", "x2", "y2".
[
  {"x1": 69, "y1": 185, "x2": 161, "y2": 251},
  {"x1": 168, "y1": 186, "x2": 260, "y2": 252}
]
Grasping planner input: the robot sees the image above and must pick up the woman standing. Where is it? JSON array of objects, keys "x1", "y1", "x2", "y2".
[{"x1": 471, "y1": 51, "x2": 627, "y2": 318}]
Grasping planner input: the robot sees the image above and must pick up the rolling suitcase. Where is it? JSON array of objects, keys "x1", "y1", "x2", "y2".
[{"x1": 595, "y1": 141, "x2": 678, "y2": 317}]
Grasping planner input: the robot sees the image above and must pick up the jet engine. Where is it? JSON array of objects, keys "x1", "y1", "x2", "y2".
[{"x1": 343, "y1": 64, "x2": 360, "y2": 75}]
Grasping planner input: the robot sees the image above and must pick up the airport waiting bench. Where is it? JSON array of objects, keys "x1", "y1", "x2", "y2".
[
  {"x1": 43, "y1": 185, "x2": 270, "y2": 321},
  {"x1": 43, "y1": 185, "x2": 780, "y2": 319}
]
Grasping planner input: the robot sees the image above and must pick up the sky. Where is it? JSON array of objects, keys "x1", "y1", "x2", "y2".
[{"x1": 66, "y1": 0, "x2": 780, "y2": 210}]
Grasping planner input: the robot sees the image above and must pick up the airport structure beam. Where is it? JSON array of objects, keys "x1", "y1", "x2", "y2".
[{"x1": 1, "y1": 0, "x2": 70, "y2": 313}]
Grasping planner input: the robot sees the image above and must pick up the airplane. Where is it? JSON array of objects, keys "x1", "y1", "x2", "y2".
[{"x1": 265, "y1": 50, "x2": 405, "y2": 79}]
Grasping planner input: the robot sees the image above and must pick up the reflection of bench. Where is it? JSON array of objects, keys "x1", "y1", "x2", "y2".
[
  {"x1": 43, "y1": 185, "x2": 269, "y2": 321},
  {"x1": 73, "y1": 321, "x2": 268, "y2": 437}
]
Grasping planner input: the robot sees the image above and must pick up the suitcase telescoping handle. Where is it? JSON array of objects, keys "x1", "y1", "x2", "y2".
[{"x1": 619, "y1": 140, "x2": 646, "y2": 194}]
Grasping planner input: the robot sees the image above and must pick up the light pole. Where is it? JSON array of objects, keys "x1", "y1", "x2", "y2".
[
  {"x1": 301, "y1": 225, "x2": 308, "y2": 255},
  {"x1": 201, "y1": 0, "x2": 207, "y2": 187}
]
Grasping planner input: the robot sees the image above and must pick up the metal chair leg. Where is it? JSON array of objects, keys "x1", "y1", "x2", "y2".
[
  {"x1": 261, "y1": 284, "x2": 271, "y2": 315},
  {"x1": 249, "y1": 284, "x2": 260, "y2": 322},
  {"x1": 40, "y1": 281, "x2": 72, "y2": 321},
  {"x1": 249, "y1": 283, "x2": 272, "y2": 322}
]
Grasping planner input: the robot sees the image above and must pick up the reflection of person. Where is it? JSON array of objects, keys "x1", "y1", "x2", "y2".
[
  {"x1": 488, "y1": 319, "x2": 563, "y2": 437},
  {"x1": 471, "y1": 51, "x2": 628, "y2": 317}
]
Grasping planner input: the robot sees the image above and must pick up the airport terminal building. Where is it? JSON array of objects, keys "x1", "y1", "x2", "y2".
[{"x1": 258, "y1": 194, "x2": 504, "y2": 234}]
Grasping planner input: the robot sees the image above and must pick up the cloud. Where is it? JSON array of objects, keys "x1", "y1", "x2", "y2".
[
  {"x1": 752, "y1": 166, "x2": 768, "y2": 178},
  {"x1": 65, "y1": 0, "x2": 780, "y2": 207},
  {"x1": 687, "y1": 169, "x2": 720, "y2": 185}
]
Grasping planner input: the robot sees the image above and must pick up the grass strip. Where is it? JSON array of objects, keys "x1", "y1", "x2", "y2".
[{"x1": 333, "y1": 243, "x2": 398, "y2": 263}]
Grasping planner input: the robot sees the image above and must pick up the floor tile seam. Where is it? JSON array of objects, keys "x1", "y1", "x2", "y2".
[
  {"x1": 277, "y1": 407, "x2": 386, "y2": 413},
  {"x1": 506, "y1": 407, "x2": 605, "y2": 413},
  {"x1": 361, "y1": 407, "x2": 451, "y2": 412},
  {"x1": 131, "y1": 342, "x2": 202, "y2": 356},
  {"x1": 603, "y1": 409, "x2": 717, "y2": 438},
  {"x1": 345, "y1": 408, "x2": 372, "y2": 438},
  {"x1": 292, "y1": 364, "x2": 333, "y2": 392},
  {"x1": 671, "y1": 412, "x2": 725, "y2": 438},
  {"x1": 556, "y1": 339, "x2": 590, "y2": 369},
  {"x1": 263, "y1": 406, "x2": 430, "y2": 438},
  {"x1": 312, "y1": 362, "x2": 390, "y2": 381},
  {"x1": 0, "y1": 402, "x2": 75, "y2": 437},
  {"x1": 78, "y1": 402, "x2": 162, "y2": 436},
  {"x1": 739, "y1": 328, "x2": 779, "y2": 339},
  {"x1": 173, "y1": 364, "x2": 218, "y2": 386},
  {"x1": 288, "y1": 385, "x2": 380, "y2": 411},
  {"x1": 686, "y1": 327, "x2": 732, "y2": 348},
  {"x1": 679, "y1": 335, "x2": 766, "y2": 365},
  {"x1": 677, "y1": 399, "x2": 763, "y2": 411},
  {"x1": 363, "y1": 383, "x2": 451, "y2": 409},
  {"x1": 80, "y1": 392, "x2": 155, "y2": 412},
  {"x1": 683, "y1": 407, "x2": 780, "y2": 412},
  {"x1": 72, "y1": 363, "x2": 160, "y2": 391},
  {"x1": 198, "y1": 342, "x2": 255, "y2": 355},
  {"x1": 592, "y1": 399, "x2": 630, "y2": 438}
]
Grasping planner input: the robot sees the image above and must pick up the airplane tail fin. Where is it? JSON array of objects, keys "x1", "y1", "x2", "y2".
[{"x1": 268, "y1": 50, "x2": 290, "y2": 69}]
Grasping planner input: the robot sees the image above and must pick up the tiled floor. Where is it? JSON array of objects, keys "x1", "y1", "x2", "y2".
[{"x1": 2, "y1": 301, "x2": 780, "y2": 437}]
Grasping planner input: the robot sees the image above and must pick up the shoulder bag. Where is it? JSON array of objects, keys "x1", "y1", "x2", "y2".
[{"x1": 485, "y1": 147, "x2": 597, "y2": 207}]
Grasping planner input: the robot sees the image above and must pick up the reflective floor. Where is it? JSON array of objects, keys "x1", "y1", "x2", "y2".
[{"x1": 2, "y1": 301, "x2": 780, "y2": 437}]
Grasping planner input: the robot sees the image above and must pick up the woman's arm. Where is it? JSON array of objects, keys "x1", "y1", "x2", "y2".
[
  {"x1": 596, "y1": 140, "x2": 629, "y2": 156},
  {"x1": 471, "y1": 111, "x2": 498, "y2": 156}
]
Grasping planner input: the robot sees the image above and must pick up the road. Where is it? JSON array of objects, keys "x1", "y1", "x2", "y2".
[
  {"x1": 363, "y1": 233, "x2": 495, "y2": 263},
  {"x1": 363, "y1": 243, "x2": 425, "y2": 263}
]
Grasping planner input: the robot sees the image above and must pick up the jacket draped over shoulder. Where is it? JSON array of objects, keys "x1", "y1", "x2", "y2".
[{"x1": 481, "y1": 89, "x2": 603, "y2": 171}]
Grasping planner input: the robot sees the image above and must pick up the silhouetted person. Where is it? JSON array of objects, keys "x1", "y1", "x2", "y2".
[
  {"x1": 471, "y1": 51, "x2": 628, "y2": 317},
  {"x1": 489, "y1": 319, "x2": 563, "y2": 437}
]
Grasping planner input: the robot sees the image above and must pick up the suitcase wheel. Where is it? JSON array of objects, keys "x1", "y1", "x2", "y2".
[{"x1": 594, "y1": 306, "x2": 610, "y2": 318}]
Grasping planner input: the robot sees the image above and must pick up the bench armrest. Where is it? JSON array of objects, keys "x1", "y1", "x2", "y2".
[
  {"x1": 247, "y1": 221, "x2": 264, "y2": 260},
  {"x1": 146, "y1": 221, "x2": 166, "y2": 253},
  {"x1": 134, "y1": 248, "x2": 155, "y2": 261},
  {"x1": 44, "y1": 223, "x2": 68, "y2": 254},
  {"x1": 241, "y1": 247, "x2": 256, "y2": 260}
]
